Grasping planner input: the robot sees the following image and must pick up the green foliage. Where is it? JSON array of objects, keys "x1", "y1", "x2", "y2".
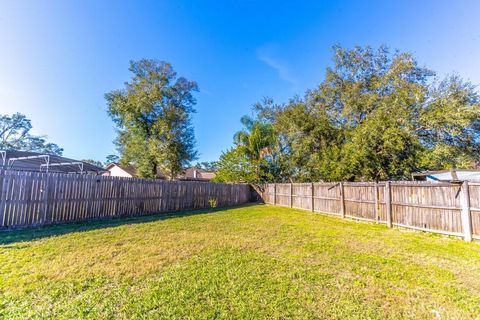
[
  {"x1": 207, "y1": 198, "x2": 217, "y2": 208},
  {"x1": 194, "y1": 161, "x2": 217, "y2": 172},
  {"x1": 215, "y1": 116, "x2": 276, "y2": 183},
  {"x1": 418, "y1": 75, "x2": 480, "y2": 169},
  {"x1": 106, "y1": 59, "x2": 198, "y2": 179},
  {"x1": 270, "y1": 95, "x2": 343, "y2": 181},
  {"x1": 0, "y1": 112, "x2": 63, "y2": 155},
  {"x1": 234, "y1": 115, "x2": 276, "y2": 161},
  {"x1": 213, "y1": 147, "x2": 262, "y2": 183},
  {"x1": 104, "y1": 154, "x2": 119, "y2": 165},
  {"x1": 250, "y1": 46, "x2": 480, "y2": 181}
]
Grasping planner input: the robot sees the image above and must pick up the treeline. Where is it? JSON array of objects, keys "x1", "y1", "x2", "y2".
[
  {"x1": 0, "y1": 113, "x2": 63, "y2": 156},
  {"x1": 214, "y1": 46, "x2": 480, "y2": 183}
]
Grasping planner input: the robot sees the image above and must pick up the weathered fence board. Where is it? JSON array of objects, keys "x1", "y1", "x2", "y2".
[
  {"x1": 0, "y1": 170, "x2": 251, "y2": 230},
  {"x1": 262, "y1": 181, "x2": 478, "y2": 241}
]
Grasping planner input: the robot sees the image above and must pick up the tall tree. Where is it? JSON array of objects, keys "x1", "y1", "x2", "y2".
[
  {"x1": 418, "y1": 74, "x2": 480, "y2": 169},
  {"x1": 215, "y1": 115, "x2": 277, "y2": 183},
  {"x1": 248, "y1": 46, "x2": 480, "y2": 182},
  {"x1": 233, "y1": 115, "x2": 276, "y2": 162},
  {"x1": 325, "y1": 45, "x2": 431, "y2": 180},
  {"x1": 0, "y1": 113, "x2": 63, "y2": 155},
  {"x1": 106, "y1": 59, "x2": 198, "y2": 179},
  {"x1": 268, "y1": 95, "x2": 343, "y2": 182},
  {"x1": 104, "y1": 154, "x2": 120, "y2": 165},
  {"x1": 213, "y1": 147, "x2": 259, "y2": 183}
]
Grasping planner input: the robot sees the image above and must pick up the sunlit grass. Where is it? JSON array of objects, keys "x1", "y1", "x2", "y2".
[{"x1": 1, "y1": 204, "x2": 480, "y2": 319}]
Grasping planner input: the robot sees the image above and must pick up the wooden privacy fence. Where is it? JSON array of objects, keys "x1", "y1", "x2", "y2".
[
  {"x1": 0, "y1": 170, "x2": 251, "y2": 229},
  {"x1": 262, "y1": 181, "x2": 480, "y2": 242}
]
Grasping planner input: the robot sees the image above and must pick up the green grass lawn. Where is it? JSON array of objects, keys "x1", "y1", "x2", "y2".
[{"x1": 1, "y1": 204, "x2": 480, "y2": 319}]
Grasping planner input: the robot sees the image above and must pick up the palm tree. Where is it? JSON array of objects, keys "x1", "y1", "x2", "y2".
[{"x1": 233, "y1": 116, "x2": 276, "y2": 161}]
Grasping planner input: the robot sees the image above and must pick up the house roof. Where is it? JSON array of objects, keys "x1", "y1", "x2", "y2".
[
  {"x1": 412, "y1": 169, "x2": 480, "y2": 176},
  {"x1": 105, "y1": 164, "x2": 216, "y2": 180},
  {"x1": 105, "y1": 163, "x2": 169, "y2": 179},
  {"x1": 182, "y1": 167, "x2": 216, "y2": 181},
  {"x1": 0, "y1": 149, "x2": 105, "y2": 174},
  {"x1": 412, "y1": 169, "x2": 480, "y2": 182},
  {"x1": 105, "y1": 163, "x2": 137, "y2": 177}
]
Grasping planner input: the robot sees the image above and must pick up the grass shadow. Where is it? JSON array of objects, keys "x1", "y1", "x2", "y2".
[{"x1": 0, "y1": 203, "x2": 260, "y2": 246}]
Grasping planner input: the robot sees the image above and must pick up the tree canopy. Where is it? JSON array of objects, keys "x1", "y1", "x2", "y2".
[
  {"x1": 105, "y1": 154, "x2": 120, "y2": 166},
  {"x1": 217, "y1": 45, "x2": 480, "y2": 183},
  {"x1": 106, "y1": 59, "x2": 198, "y2": 179},
  {"x1": 0, "y1": 113, "x2": 63, "y2": 155},
  {"x1": 194, "y1": 161, "x2": 218, "y2": 172},
  {"x1": 214, "y1": 115, "x2": 277, "y2": 183}
]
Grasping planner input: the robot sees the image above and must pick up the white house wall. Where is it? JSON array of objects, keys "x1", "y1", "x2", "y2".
[{"x1": 108, "y1": 165, "x2": 133, "y2": 178}]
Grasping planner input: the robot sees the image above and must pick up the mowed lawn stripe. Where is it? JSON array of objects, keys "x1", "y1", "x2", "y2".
[{"x1": 1, "y1": 204, "x2": 480, "y2": 319}]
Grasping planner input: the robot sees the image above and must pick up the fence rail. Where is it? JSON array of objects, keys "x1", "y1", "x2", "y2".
[
  {"x1": 261, "y1": 181, "x2": 479, "y2": 242},
  {"x1": 0, "y1": 170, "x2": 251, "y2": 229}
]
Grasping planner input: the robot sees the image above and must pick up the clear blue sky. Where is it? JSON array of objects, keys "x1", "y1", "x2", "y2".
[{"x1": 1, "y1": 1, "x2": 479, "y2": 163}]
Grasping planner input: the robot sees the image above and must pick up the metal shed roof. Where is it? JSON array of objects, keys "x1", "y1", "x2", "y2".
[
  {"x1": 0, "y1": 149, "x2": 105, "y2": 174},
  {"x1": 412, "y1": 169, "x2": 480, "y2": 182}
]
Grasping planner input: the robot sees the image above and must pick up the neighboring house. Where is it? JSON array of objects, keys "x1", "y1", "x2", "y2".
[
  {"x1": 0, "y1": 149, "x2": 105, "y2": 174},
  {"x1": 104, "y1": 163, "x2": 216, "y2": 181},
  {"x1": 104, "y1": 163, "x2": 167, "y2": 179},
  {"x1": 412, "y1": 169, "x2": 480, "y2": 182},
  {"x1": 103, "y1": 163, "x2": 137, "y2": 178},
  {"x1": 181, "y1": 167, "x2": 216, "y2": 181}
]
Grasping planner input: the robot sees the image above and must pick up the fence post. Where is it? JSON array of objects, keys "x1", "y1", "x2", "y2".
[
  {"x1": 385, "y1": 181, "x2": 392, "y2": 228},
  {"x1": 290, "y1": 182, "x2": 293, "y2": 208},
  {"x1": 311, "y1": 182, "x2": 314, "y2": 212},
  {"x1": 0, "y1": 171, "x2": 8, "y2": 228},
  {"x1": 374, "y1": 182, "x2": 379, "y2": 223},
  {"x1": 460, "y1": 181, "x2": 473, "y2": 242},
  {"x1": 41, "y1": 173, "x2": 50, "y2": 224},
  {"x1": 273, "y1": 183, "x2": 276, "y2": 206},
  {"x1": 340, "y1": 182, "x2": 345, "y2": 218}
]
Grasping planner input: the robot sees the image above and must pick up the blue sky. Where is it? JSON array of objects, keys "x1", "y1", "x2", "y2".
[{"x1": 1, "y1": 1, "x2": 479, "y2": 163}]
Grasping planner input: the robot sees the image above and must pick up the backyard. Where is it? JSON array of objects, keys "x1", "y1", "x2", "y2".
[{"x1": 1, "y1": 204, "x2": 480, "y2": 319}]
